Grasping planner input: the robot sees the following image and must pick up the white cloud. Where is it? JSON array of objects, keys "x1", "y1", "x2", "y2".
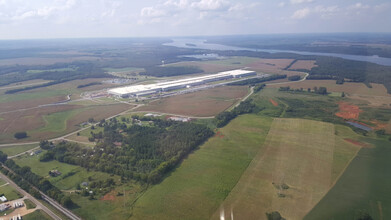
[
  {"x1": 191, "y1": 0, "x2": 230, "y2": 11},
  {"x1": 9, "y1": 0, "x2": 77, "y2": 21},
  {"x1": 278, "y1": 2, "x2": 286, "y2": 7},
  {"x1": 314, "y1": 5, "x2": 339, "y2": 18},
  {"x1": 291, "y1": 7, "x2": 310, "y2": 19},
  {"x1": 348, "y1": 3, "x2": 370, "y2": 10},
  {"x1": 290, "y1": 0, "x2": 313, "y2": 5},
  {"x1": 140, "y1": 7, "x2": 166, "y2": 18}
]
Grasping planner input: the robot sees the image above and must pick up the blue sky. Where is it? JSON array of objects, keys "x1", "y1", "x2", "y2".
[{"x1": 0, "y1": 0, "x2": 390, "y2": 39}]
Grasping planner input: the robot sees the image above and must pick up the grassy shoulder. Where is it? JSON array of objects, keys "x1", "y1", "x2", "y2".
[
  {"x1": 131, "y1": 114, "x2": 273, "y2": 220},
  {"x1": 24, "y1": 199, "x2": 37, "y2": 209},
  {"x1": 23, "y1": 209, "x2": 53, "y2": 220}
]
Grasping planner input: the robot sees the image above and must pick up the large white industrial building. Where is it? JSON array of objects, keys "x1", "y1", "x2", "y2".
[{"x1": 108, "y1": 69, "x2": 256, "y2": 98}]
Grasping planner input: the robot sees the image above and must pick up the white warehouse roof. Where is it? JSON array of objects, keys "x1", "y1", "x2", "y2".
[{"x1": 108, "y1": 69, "x2": 256, "y2": 97}]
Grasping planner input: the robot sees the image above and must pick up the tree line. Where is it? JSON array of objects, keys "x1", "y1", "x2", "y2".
[{"x1": 228, "y1": 74, "x2": 287, "y2": 86}]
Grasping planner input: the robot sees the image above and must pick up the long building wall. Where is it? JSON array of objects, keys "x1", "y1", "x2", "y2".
[{"x1": 108, "y1": 69, "x2": 256, "y2": 97}]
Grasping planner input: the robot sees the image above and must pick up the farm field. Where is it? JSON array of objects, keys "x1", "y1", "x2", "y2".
[
  {"x1": 0, "y1": 56, "x2": 100, "y2": 66},
  {"x1": 212, "y1": 118, "x2": 339, "y2": 220},
  {"x1": 138, "y1": 86, "x2": 249, "y2": 117},
  {"x1": 268, "y1": 79, "x2": 391, "y2": 97},
  {"x1": 0, "y1": 103, "x2": 130, "y2": 143},
  {"x1": 130, "y1": 114, "x2": 273, "y2": 220},
  {"x1": 305, "y1": 137, "x2": 391, "y2": 220},
  {"x1": 167, "y1": 57, "x2": 296, "y2": 76}
]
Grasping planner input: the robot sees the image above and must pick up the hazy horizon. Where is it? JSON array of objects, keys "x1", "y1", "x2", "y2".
[{"x1": 0, "y1": 0, "x2": 390, "y2": 40}]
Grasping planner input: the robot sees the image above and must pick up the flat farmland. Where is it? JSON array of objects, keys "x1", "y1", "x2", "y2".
[
  {"x1": 247, "y1": 58, "x2": 294, "y2": 73},
  {"x1": 0, "y1": 56, "x2": 100, "y2": 66},
  {"x1": 166, "y1": 61, "x2": 239, "y2": 74},
  {"x1": 0, "y1": 103, "x2": 131, "y2": 143},
  {"x1": 167, "y1": 57, "x2": 294, "y2": 75},
  {"x1": 305, "y1": 138, "x2": 391, "y2": 220},
  {"x1": 289, "y1": 60, "x2": 317, "y2": 70},
  {"x1": 268, "y1": 80, "x2": 390, "y2": 97},
  {"x1": 212, "y1": 118, "x2": 336, "y2": 220},
  {"x1": 138, "y1": 86, "x2": 249, "y2": 117},
  {"x1": 131, "y1": 115, "x2": 273, "y2": 220}
]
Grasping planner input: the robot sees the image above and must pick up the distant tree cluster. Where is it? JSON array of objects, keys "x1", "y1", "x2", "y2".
[
  {"x1": 228, "y1": 74, "x2": 287, "y2": 86},
  {"x1": 14, "y1": 132, "x2": 27, "y2": 139},
  {"x1": 254, "y1": 84, "x2": 266, "y2": 93},
  {"x1": 215, "y1": 100, "x2": 257, "y2": 128},
  {"x1": 77, "y1": 82, "x2": 102, "y2": 88},
  {"x1": 287, "y1": 75, "x2": 301, "y2": 81},
  {"x1": 279, "y1": 86, "x2": 328, "y2": 95}
]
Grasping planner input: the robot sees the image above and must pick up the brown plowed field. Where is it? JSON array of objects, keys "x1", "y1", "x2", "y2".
[
  {"x1": 335, "y1": 102, "x2": 362, "y2": 120},
  {"x1": 0, "y1": 96, "x2": 67, "y2": 112},
  {"x1": 138, "y1": 86, "x2": 249, "y2": 117},
  {"x1": 247, "y1": 59, "x2": 294, "y2": 73}
]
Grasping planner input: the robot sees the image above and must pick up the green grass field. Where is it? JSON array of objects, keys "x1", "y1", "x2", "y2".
[
  {"x1": 14, "y1": 154, "x2": 116, "y2": 190},
  {"x1": 0, "y1": 144, "x2": 38, "y2": 157},
  {"x1": 0, "y1": 177, "x2": 6, "y2": 185},
  {"x1": 24, "y1": 199, "x2": 37, "y2": 209},
  {"x1": 213, "y1": 118, "x2": 338, "y2": 220},
  {"x1": 131, "y1": 114, "x2": 273, "y2": 220},
  {"x1": 23, "y1": 210, "x2": 53, "y2": 220},
  {"x1": 38, "y1": 109, "x2": 82, "y2": 133},
  {"x1": 305, "y1": 137, "x2": 391, "y2": 220},
  {"x1": 0, "y1": 184, "x2": 23, "y2": 201}
]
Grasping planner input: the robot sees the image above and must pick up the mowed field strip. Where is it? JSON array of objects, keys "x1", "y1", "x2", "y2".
[
  {"x1": 213, "y1": 118, "x2": 336, "y2": 220},
  {"x1": 130, "y1": 115, "x2": 273, "y2": 220}
]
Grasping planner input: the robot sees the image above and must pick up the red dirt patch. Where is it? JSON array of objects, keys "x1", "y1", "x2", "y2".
[
  {"x1": 101, "y1": 193, "x2": 116, "y2": 201},
  {"x1": 270, "y1": 99, "x2": 279, "y2": 106},
  {"x1": 344, "y1": 138, "x2": 371, "y2": 148},
  {"x1": 335, "y1": 102, "x2": 362, "y2": 120}
]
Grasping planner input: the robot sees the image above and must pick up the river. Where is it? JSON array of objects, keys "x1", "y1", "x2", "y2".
[{"x1": 164, "y1": 38, "x2": 391, "y2": 66}]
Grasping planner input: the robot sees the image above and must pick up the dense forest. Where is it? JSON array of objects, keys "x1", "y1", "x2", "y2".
[
  {"x1": 310, "y1": 57, "x2": 391, "y2": 93},
  {"x1": 39, "y1": 117, "x2": 213, "y2": 184}
]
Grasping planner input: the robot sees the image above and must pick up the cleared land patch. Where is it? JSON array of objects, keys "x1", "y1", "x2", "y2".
[
  {"x1": 335, "y1": 101, "x2": 362, "y2": 120},
  {"x1": 131, "y1": 115, "x2": 273, "y2": 220},
  {"x1": 212, "y1": 118, "x2": 336, "y2": 220},
  {"x1": 138, "y1": 86, "x2": 249, "y2": 117}
]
